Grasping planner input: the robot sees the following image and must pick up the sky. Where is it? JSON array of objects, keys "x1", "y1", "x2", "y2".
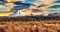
[
  {"x1": 17, "y1": 0, "x2": 38, "y2": 3},
  {"x1": 17, "y1": 0, "x2": 60, "y2": 2},
  {"x1": 55, "y1": 0, "x2": 60, "y2": 1},
  {"x1": 18, "y1": 0, "x2": 59, "y2": 1}
]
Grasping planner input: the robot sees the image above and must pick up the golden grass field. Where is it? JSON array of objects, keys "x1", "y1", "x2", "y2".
[{"x1": 0, "y1": 20, "x2": 60, "y2": 32}]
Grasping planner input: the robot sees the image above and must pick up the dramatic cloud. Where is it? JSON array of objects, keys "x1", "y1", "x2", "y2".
[
  {"x1": 55, "y1": 0, "x2": 60, "y2": 1},
  {"x1": 17, "y1": 0, "x2": 25, "y2": 1},
  {"x1": 17, "y1": 0, "x2": 37, "y2": 3}
]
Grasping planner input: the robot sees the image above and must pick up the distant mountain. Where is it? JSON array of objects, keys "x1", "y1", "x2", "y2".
[{"x1": 40, "y1": 13, "x2": 60, "y2": 17}]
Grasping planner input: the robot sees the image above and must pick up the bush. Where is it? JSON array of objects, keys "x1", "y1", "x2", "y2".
[{"x1": 0, "y1": 17, "x2": 60, "y2": 22}]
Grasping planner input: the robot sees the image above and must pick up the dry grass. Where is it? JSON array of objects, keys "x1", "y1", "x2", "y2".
[{"x1": 0, "y1": 20, "x2": 60, "y2": 32}]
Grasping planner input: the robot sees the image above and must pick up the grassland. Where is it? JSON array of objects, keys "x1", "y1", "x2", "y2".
[{"x1": 0, "y1": 17, "x2": 60, "y2": 32}]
